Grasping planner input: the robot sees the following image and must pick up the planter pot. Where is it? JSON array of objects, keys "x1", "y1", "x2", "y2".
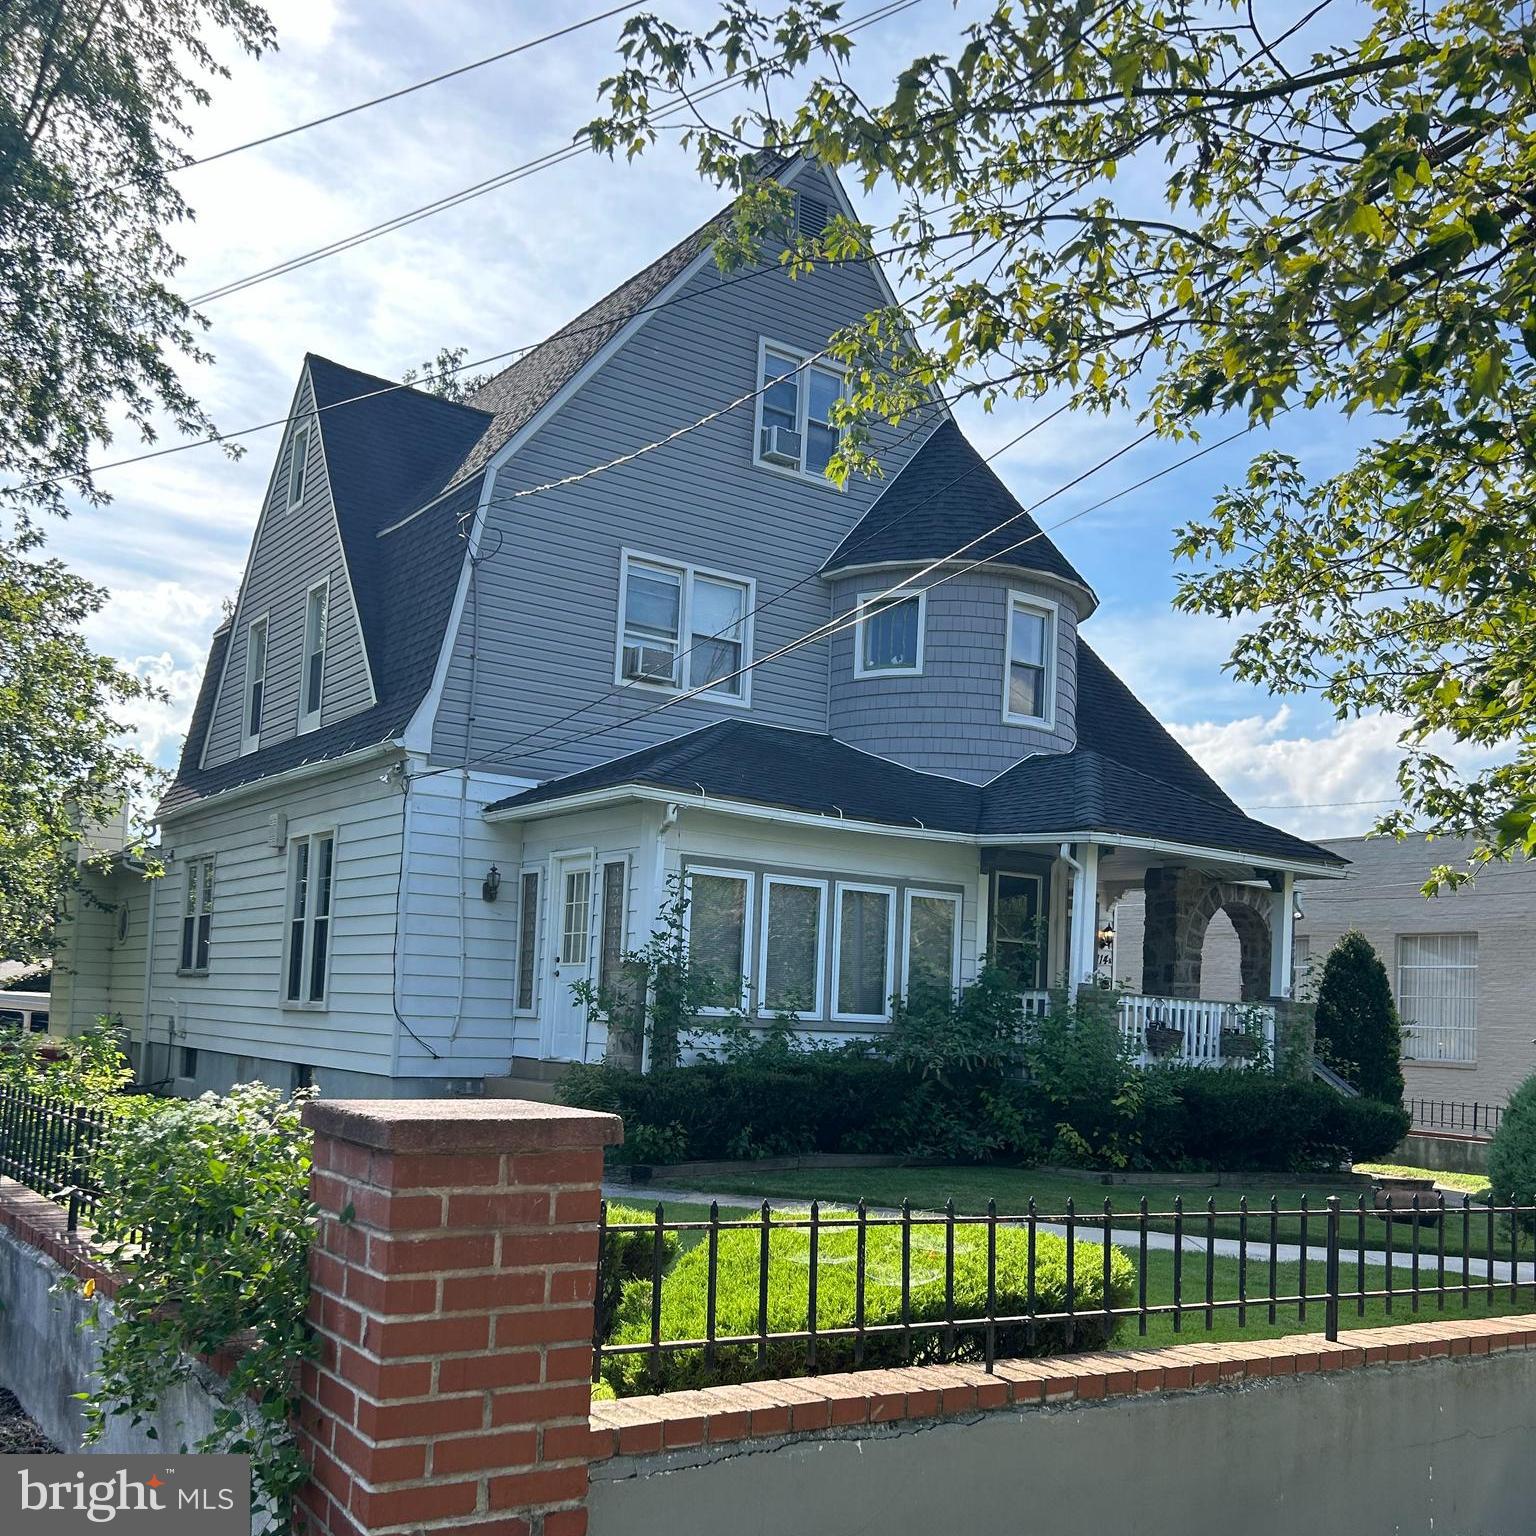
[
  {"x1": 1219, "y1": 1031, "x2": 1259, "y2": 1061},
  {"x1": 1144, "y1": 1024, "x2": 1185, "y2": 1059}
]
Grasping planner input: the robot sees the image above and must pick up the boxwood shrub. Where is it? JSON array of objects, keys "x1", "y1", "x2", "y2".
[{"x1": 599, "y1": 1214, "x2": 1135, "y2": 1395}]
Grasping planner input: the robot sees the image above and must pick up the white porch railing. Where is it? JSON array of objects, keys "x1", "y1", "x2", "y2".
[{"x1": 1021, "y1": 990, "x2": 1276, "y2": 1068}]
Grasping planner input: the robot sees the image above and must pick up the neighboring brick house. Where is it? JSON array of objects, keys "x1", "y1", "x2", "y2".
[
  {"x1": 1118, "y1": 834, "x2": 1536, "y2": 1106},
  {"x1": 49, "y1": 154, "x2": 1343, "y2": 1098}
]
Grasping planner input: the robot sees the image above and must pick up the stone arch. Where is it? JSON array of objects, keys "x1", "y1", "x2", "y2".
[{"x1": 1143, "y1": 868, "x2": 1274, "y2": 1001}]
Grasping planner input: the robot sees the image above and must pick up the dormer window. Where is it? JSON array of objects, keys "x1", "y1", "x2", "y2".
[
  {"x1": 1004, "y1": 593, "x2": 1057, "y2": 727},
  {"x1": 287, "y1": 424, "x2": 310, "y2": 507},
  {"x1": 241, "y1": 615, "x2": 268, "y2": 754},
  {"x1": 617, "y1": 551, "x2": 753, "y2": 702},
  {"x1": 754, "y1": 339, "x2": 844, "y2": 480},
  {"x1": 299, "y1": 580, "x2": 328, "y2": 732},
  {"x1": 854, "y1": 590, "x2": 925, "y2": 677}
]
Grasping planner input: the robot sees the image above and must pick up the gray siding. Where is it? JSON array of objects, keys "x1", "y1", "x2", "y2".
[
  {"x1": 430, "y1": 166, "x2": 932, "y2": 779},
  {"x1": 203, "y1": 369, "x2": 374, "y2": 767},
  {"x1": 828, "y1": 569, "x2": 1079, "y2": 781}
]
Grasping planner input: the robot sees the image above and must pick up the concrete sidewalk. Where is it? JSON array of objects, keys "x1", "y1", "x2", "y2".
[{"x1": 603, "y1": 1180, "x2": 1536, "y2": 1286}]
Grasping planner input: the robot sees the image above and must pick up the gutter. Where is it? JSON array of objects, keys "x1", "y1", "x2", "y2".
[
  {"x1": 157, "y1": 741, "x2": 403, "y2": 825},
  {"x1": 483, "y1": 785, "x2": 1345, "y2": 877}
]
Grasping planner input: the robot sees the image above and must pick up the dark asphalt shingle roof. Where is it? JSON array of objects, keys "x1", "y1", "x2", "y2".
[
  {"x1": 161, "y1": 398, "x2": 484, "y2": 819},
  {"x1": 821, "y1": 420, "x2": 1096, "y2": 607},
  {"x1": 483, "y1": 713, "x2": 1344, "y2": 868}
]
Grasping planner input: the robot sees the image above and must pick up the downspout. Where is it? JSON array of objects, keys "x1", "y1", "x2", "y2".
[
  {"x1": 1059, "y1": 841, "x2": 1083, "y2": 991},
  {"x1": 639, "y1": 801, "x2": 682, "y2": 1076}
]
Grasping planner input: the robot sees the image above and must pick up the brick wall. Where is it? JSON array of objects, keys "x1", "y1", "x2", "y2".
[{"x1": 295, "y1": 1099, "x2": 620, "y2": 1536}]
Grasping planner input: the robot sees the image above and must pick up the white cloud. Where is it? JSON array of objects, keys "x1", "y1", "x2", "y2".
[{"x1": 1167, "y1": 709, "x2": 1508, "y2": 840}]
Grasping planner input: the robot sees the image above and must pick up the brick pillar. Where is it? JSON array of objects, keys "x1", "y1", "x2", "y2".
[{"x1": 296, "y1": 1099, "x2": 622, "y2": 1536}]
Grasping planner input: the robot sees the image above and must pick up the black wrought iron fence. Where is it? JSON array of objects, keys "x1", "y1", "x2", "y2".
[
  {"x1": 0, "y1": 1082, "x2": 106, "y2": 1230},
  {"x1": 593, "y1": 1192, "x2": 1536, "y2": 1393},
  {"x1": 1408, "y1": 1098, "x2": 1504, "y2": 1138}
]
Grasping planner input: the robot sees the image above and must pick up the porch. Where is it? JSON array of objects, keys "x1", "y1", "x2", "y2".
[{"x1": 993, "y1": 838, "x2": 1304, "y2": 1070}]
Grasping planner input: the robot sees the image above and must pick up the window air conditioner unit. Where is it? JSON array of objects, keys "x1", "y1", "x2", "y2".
[
  {"x1": 621, "y1": 643, "x2": 677, "y2": 685},
  {"x1": 759, "y1": 425, "x2": 803, "y2": 467}
]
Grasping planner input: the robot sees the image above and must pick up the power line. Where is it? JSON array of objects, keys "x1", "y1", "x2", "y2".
[
  {"x1": 438, "y1": 418, "x2": 1257, "y2": 780},
  {"x1": 438, "y1": 399, "x2": 1073, "y2": 773},
  {"x1": 186, "y1": 0, "x2": 920, "y2": 307},
  {"x1": 162, "y1": 3, "x2": 647, "y2": 180},
  {"x1": 1245, "y1": 796, "x2": 1401, "y2": 811}
]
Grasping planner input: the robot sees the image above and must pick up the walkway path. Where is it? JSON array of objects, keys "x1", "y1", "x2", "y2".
[{"x1": 603, "y1": 1181, "x2": 1536, "y2": 1287}]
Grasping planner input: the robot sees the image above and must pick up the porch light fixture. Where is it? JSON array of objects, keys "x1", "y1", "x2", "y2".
[{"x1": 482, "y1": 865, "x2": 501, "y2": 903}]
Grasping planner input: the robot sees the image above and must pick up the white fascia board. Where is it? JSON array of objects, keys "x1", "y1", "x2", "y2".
[
  {"x1": 821, "y1": 557, "x2": 1099, "y2": 618},
  {"x1": 309, "y1": 403, "x2": 379, "y2": 707},
  {"x1": 483, "y1": 784, "x2": 976, "y2": 844},
  {"x1": 973, "y1": 829, "x2": 1348, "y2": 879},
  {"x1": 398, "y1": 469, "x2": 490, "y2": 754},
  {"x1": 158, "y1": 741, "x2": 402, "y2": 825}
]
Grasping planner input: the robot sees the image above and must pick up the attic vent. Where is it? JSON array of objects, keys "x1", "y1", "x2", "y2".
[{"x1": 797, "y1": 193, "x2": 830, "y2": 239}]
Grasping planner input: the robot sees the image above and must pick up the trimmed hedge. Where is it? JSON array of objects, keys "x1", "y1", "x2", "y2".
[
  {"x1": 600, "y1": 1213, "x2": 1135, "y2": 1395},
  {"x1": 560, "y1": 1056, "x2": 1408, "y2": 1173},
  {"x1": 1488, "y1": 1073, "x2": 1536, "y2": 1226}
]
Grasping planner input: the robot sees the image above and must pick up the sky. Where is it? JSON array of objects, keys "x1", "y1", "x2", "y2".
[{"x1": 45, "y1": 0, "x2": 1502, "y2": 841}]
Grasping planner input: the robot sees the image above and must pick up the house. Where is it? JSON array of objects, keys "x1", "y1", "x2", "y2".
[{"x1": 49, "y1": 156, "x2": 1345, "y2": 1099}]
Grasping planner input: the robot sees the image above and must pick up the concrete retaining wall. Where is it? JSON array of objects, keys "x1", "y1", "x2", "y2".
[
  {"x1": 1397, "y1": 1131, "x2": 1490, "y2": 1175},
  {"x1": 589, "y1": 1346, "x2": 1536, "y2": 1536}
]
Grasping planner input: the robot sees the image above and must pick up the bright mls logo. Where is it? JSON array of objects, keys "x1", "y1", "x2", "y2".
[{"x1": 6, "y1": 1455, "x2": 249, "y2": 1534}]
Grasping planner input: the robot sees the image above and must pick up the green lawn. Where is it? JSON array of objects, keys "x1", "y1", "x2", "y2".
[
  {"x1": 631, "y1": 1164, "x2": 1518, "y2": 1263},
  {"x1": 1355, "y1": 1160, "x2": 1491, "y2": 1197}
]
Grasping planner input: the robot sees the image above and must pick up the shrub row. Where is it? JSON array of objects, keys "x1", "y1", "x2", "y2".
[
  {"x1": 599, "y1": 1214, "x2": 1135, "y2": 1395},
  {"x1": 560, "y1": 1056, "x2": 1408, "y2": 1173}
]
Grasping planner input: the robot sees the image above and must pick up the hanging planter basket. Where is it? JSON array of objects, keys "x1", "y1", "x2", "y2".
[
  {"x1": 1143, "y1": 1023, "x2": 1186, "y2": 1059},
  {"x1": 1219, "y1": 1029, "x2": 1260, "y2": 1061}
]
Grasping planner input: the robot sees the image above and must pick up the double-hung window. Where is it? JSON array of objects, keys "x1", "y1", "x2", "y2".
[
  {"x1": 242, "y1": 616, "x2": 268, "y2": 754},
  {"x1": 284, "y1": 832, "x2": 335, "y2": 1006},
  {"x1": 754, "y1": 340, "x2": 844, "y2": 479},
  {"x1": 1004, "y1": 594, "x2": 1057, "y2": 726},
  {"x1": 617, "y1": 553, "x2": 752, "y2": 701},
  {"x1": 758, "y1": 876, "x2": 827, "y2": 1018},
  {"x1": 902, "y1": 888, "x2": 961, "y2": 996},
  {"x1": 179, "y1": 856, "x2": 215, "y2": 974},
  {"x1": 833, "y1": 882, "x2": 896, "y2": 1022},
  {"x1": 299, "y1": 581, "x2": 328, "y2": 731},
  {"x1": 1397, "y1": 933, "x2": 1478, "y2": 1062},
  {"x1": 287, "y1": 424, "x2": 310, "y2": 507},
  {"x1": 685, "y1": 867, "x2": 753, "y2": 1013},
  {"x1": 854, "y1": 591, "x2": 925, "y2": 677}
]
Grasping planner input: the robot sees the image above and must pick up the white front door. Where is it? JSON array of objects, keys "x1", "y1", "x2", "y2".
[{"x1": 543, "y1": 855, "x2": 594, "y2": 1061}]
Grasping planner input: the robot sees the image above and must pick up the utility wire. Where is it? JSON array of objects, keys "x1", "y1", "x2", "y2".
[
  {"x1": 163, "y1": 3, "x2": 647, "y2": 180},
  {"x1": 431, "y1": 419, "x2": 1257, "y2": 781},
  {"x1": 186, "y1": 0, "x2": 921, "y2": 307}
]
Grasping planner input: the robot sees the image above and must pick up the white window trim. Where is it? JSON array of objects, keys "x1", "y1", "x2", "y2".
[
  {"x1": 281, "y1": 829, "x2": 337, "y2": 1011},
  {"x1": 614, "y1": 548, "x2": 756, "y2": 707},
  {"x1": 1396, "y1": 932, "x2": 1479, "y2": 1064},
  {"x1": 756, "y1": 875, "x2": 829, "y2": 1020},
  {"x1": 831, "y1": 879, "x2": 898, "y2": 1024},
  {"x1": 901, "y1": 887, "x2": 962, "y2": 997},
  {"x1": 853, "y1": 588, "x2": 926, "y2": 679},
  {"x1": 513, "y1": 865, "x2": 543, "y2": 1017},
  {"x1": 683, "y1": 864, "x2": 755, "y2": 1016},
  {"x1": 1002, "y1": 591, "x2": 1060, "y2": 729},
  {"x1": 298, "y1": 577, "x2": 329, "y2": 735},
  {"x1": 287, "y1": 423, "x2": 311, "y2": 507},
  {"x1": 751, "y1": 336, "x2": 847, "y2": 488},
  {"x1": 177, "y1": 854, "x2": 215, "y2": 977},
  {"x1": 240, "y1": 613, "x2": 269, "y2": 756}
]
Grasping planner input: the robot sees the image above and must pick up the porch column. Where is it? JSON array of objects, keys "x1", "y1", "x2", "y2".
[
  {"x1": 1268, "y1": 872, "x2": 1295, "y2": 999},
  {"x1": 1066, "y1": 842, "x2": 1099, "y2": 987}
]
